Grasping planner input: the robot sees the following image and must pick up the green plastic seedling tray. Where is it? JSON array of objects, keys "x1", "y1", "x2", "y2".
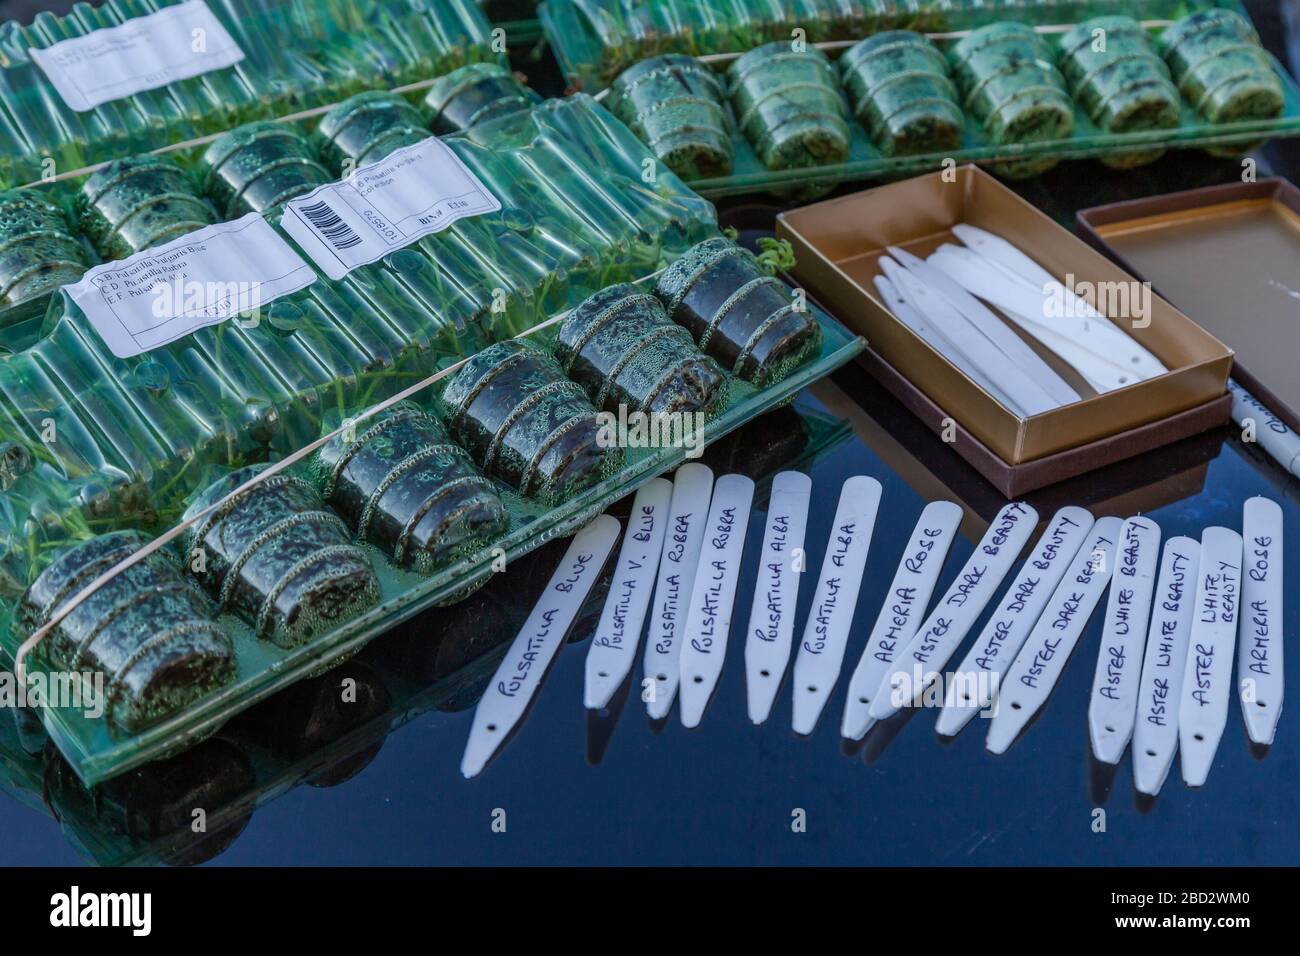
[
  {"x1": 5, "y1": 402, "x2": 851, "y2": 865},
  {"x1": 5, "y1": 306, "x2": 863, "y2": 788},
  {"x1": 676, "y1": 44, "x2": 1300, "y2": 198}
]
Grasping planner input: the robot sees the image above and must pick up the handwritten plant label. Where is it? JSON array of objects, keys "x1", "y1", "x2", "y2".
[
  {"x1": 1238, "y1": 497, "x2": 1283, "y2": 746},
  {"x1": 842, "y1": 500, "x2": 962, "y2": 740},
  {"x1": 643, "y1": 464, "x2": 714, "y2": 720},
  {"x1": 461, "y1": 515, "x2": 619, "y2": 777},
  {"x1": 986, "y1": 517, "x2": 1122, "y2": 755},
  {"x1": 1087, "y1": 516, "x2": 1162, "y2": 764},
  {"x1": 1178, "y1": 527, "x2": 1243, "y2": 787},
  {"x1": 742, "y1": 471, "x2": 812, "y2": 725},
  {"x1": 935, "y1": 506, "x2": 1093, "y2": 739},
  {"x1": 790, "y1": 476, "x2": 883, "y2": 735},
  {"x1": 1132, "y1": 537, "x2": 1200, "y2": 796},
  {"x1": 584, "y1": 479, "x2": 672, "y2": 710},
  {"x1": 870, "y1": 501, "x2": 1038, "y2": 723},
  {"x1": 678, "y1": 474, "x2": 756, "y2": 728}
]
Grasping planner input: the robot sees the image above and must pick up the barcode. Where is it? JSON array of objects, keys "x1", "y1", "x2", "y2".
[{"x1": 297, "y1": 200, "x2": 362, "y2": 250}]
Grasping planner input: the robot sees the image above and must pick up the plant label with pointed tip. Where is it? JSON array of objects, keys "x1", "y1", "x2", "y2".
[{"x1": 1238, "y1": 498, "x2": 1283, "y2": 747}]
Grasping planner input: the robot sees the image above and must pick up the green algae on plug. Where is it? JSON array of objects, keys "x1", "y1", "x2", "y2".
[
  {"x1": 424, "y1": 62, "x2": 542, "y2": 135},
  {"x1": 201, "y1": 122, "x2": 333, "y2": 218},
  {"x1": 438, "y1": 339, "x2": 621, "y2": 505},
  {"x1": 312, "y1": 402, "x2": 509, "y2": 574},
  {"x1": 607, "y1": 55, "x2": 733, "y2": 180},
  {"x1": 839, "y1": 31, "x2": 963, "y2": 158},
  {"x1": 555, "y1": 282, "x2": 728, "y2": 417},
  {"x1": 184, "y1": 465, "x2": 381, "y2": 649},
  {"x1": 654, "y1": 237, "x2": 820, "y2": 389},
  {"x1": 316, "y1": 92, "x2": 433, "y2": 173},
  {"x1": 0, "y1": 189, "x2": 90, "y2": 307},
  {"x1": 78, "y1": 157, "x2": 215, "y2": 261},
  {"x1": 15, "y1": 530, "x2": 235, "y2": 734}
]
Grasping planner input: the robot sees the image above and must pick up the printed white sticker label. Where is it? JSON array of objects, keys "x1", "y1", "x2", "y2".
[
  {"x1": 31, "y1": 1, "x2": 245, "y2": 112},
  {"x1": 1088, "y1": 516, "x2": 1162, "y2": 765},
  {"x1": 461, "y1": 515, "x2": 620, "y2": 778},
  {"x1": 743, "y1": 471, "x2": 812, "y2": 725},
  {"x1": 934, "y1": 506, "x2": 1092, "y2": 739},
  {"x1": 643, "y1": 464, "x2": 714, "y2": 721},
  {"x1": 1132, "y1": 537, "x2": 1200, "y2": 796},
  {"x1": 1238, "y1": 497, "x2": 1284, "y2": 746},
  {"x1": 1179, "y1": 526, "x2": 1243, "y2": 787},
  {"x1": 282, "y1": 136, "x2": 501, "y2": 280},
  {"x1": 584, "y1": 479, "x2": 672, "y2": 710},
  {"x1": 677, "y1": 474, "x2": 756, "y2": 729},
  {"x1": 67, "y1": 213, "x2": 316, "y2": 359}
]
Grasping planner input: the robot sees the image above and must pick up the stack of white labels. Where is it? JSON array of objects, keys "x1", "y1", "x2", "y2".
[
  {"x1": 874, "y1": 223, "x2": 1168, "y2": 419},
  {"x1": 461, "y1": 464, "x2": 1284, "y2": 794}
]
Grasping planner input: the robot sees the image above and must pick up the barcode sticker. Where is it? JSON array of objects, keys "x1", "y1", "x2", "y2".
[
  {"x1": 282, "y1": 136, "x2": 500, "y2": 280},
  {"x1": 67, "y1": 213, "x2": 317, "y2": 358},
  {"x1": 31, "y1": 0, "x2": 245, "y2": 112}
]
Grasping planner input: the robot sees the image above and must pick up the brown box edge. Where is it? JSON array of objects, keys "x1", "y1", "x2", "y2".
[{"x1": 861, "y1": 346, "x2": 1233, "y2": 498}]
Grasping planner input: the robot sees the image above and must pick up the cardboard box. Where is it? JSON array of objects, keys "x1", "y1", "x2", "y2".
[
  {"x1": 1076, "y1": 177, "x2": 1300, "y2": 433},
  {"x1": 775, "y1": 165, "x2": 1233, "y2": 492}
]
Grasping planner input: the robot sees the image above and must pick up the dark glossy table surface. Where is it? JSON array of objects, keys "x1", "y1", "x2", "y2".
[{"x1": 2, "y1": 0, "x2": 1299, "y2": 867}]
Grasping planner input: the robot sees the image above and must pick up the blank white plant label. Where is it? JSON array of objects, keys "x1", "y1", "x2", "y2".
[
  {"x1": 584, "y1": 479, "x2": 672, "y2": 710},
  {"x1": 462, "y1": 515, "x2": 620, "y2": 777},
  {"x1": 1238, "y1": 497, "x2": 1283, "y2": 746},
  {"x1": 1132, "y1": 538, "x2": 1200, "y2": 796},
  {"x1": 935, "y1": 506, "x2": 1093, "y2": 738},
  {"x1": 32, "y1": 0, "x2": 244, "y2": 111},
  {"x1": 743, "y1": 471, "x2": 812, "y2": 725},
  {"x1": 986, "y1": 517, "x2": 1122, "y2": 755},
  {"x1": 678, "y1": 474, "x2": 755, "y2": 728},
  {"x1": 790, "y1": 476, "x2": 883, "y2": 735},
  {"x1": 871, "y1": 501, "x2": 1038, "y2": 722},
  {"x1": 1088, "y1": 516, "x2": 1162, "y2": 764},
  {"x1": 1179, "y1": 527, "x2": 1243, "y2": 787},
  {"x1": 643, "y1": 464, "x2": 713, "y2": 720},
  {"x1": 841, "y1": 500, "x2": 962, "y2": 740}
]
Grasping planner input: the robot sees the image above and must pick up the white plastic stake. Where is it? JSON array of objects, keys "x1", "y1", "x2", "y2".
[
  {"x1": 462, "y1": 515, "x2": 621, "y2": 777},
  {"x1": 936, "y1": 506, "x2": 1093, "y2": 737},
  {"x1": 584, "y1": 478, "x2": 673, "y2": 709},
  {"x1": 1088, "y1": 516, "x2": 1162, "y2": 764},
  {"x1": 789, "y1": 476, "x2": 883, "y2": 735},
  {"x1": 986, "y1": 517, "x2": 1123, "y2": 755},
  {"x1": 841, "y1": 500, "x2": 963, "y2": 740},
  {"x1": 870, "y1": 501, "x2": 1038, "y2": 723},
  {"x1": 678, "y1": 474, "x2": 756, "y2": 728},
  {"x1": 743, "y1": 471, "x2": 812, "y2": 724},
  {"x1": 1178, "y1": 527, "x2": 1243, "y2": 787},
  {"x1": 1132, "y1": 538, "x2": 1201, "y2": 796},
  {"x1": 643, "y1": 464, "x2": 714, "y2": 720},
  {"x1": 1238, "y1": 497, "x2": 1284, "y2": 746}
]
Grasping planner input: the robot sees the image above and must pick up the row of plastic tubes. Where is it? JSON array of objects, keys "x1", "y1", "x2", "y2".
[{"x1": 462, "y1": 467, "x2": 1283, "y2": 798}]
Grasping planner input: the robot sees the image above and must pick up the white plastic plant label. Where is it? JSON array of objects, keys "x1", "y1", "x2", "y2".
[
  {"x1": 934, "y1": 505, "x2": 1093, "y2": 739},
  {"x1": 790, "y1": 476, "x2": 883, "y2": 735},
  {"x1": 1132, "y1": 537, "x2": 1200, "y2": 796},
  {"x1": 678, "y1": 474, "x2": 756, "y2": 729},
  {"x1": 1179, "y1": 526, "x2": 1243, "y2": 787},
  {"x1": 1238, "y1": 497, "x2": 1284, "y2": 746},
  {"x1": 841, "y1": 499, "x2": 962, "y2": 740},
  {"x1": 743, "y1": 471, "x2": 812, "y2": 725},
  {"x1": 461, "y1": 515, "x2": 619, "y2": 777},
  {"x1": 1087, "y1": 516, "x2": 1162, "y2": 765},
  {"x1": 31, "y1": 1, "x2": 244, "y2": 112},
  {"x1": 282, "y1": 136, "x2": 500, "y2": 280},
  {"x1": 584, "y1": 479, "x2": 672, "y2": 710},
  {"x1": 986, "y1": 517, "x2": 1122, "y2": 755},
  {"x1": 67, "y1": 213, "x2": 316, "y2": 358},
  {"x1": 870, "y1": 501, "x2": 1038, "y2": 723},
  {"x1": 643, "y1": 464, "x2": 713, "y2": 720}
]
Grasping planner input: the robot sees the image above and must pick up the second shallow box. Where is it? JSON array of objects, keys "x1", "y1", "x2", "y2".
[{"x1": 776, "y1": 165, "x2": 1233, "y2": 490}]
